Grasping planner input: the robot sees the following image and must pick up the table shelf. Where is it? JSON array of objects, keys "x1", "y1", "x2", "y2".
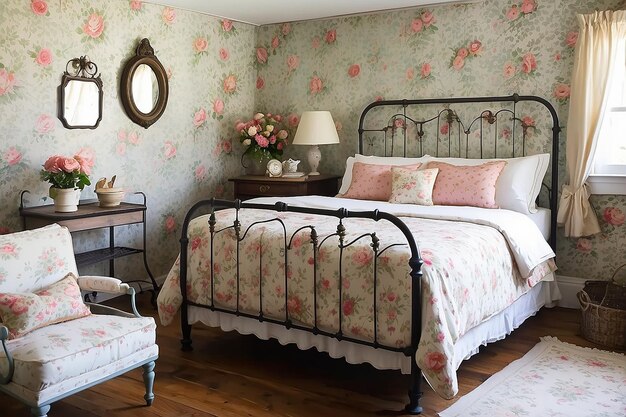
[{"x1": 75, "y1": 246, "x2": 143, "y2": 267}]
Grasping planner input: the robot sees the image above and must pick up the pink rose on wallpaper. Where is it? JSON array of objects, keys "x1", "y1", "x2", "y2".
[
  {"x1": 554, "y1": 53, "x2": 562, "y2": 61},
  {"x1": 162, "y1": 7, "x2": 176, "y2": 25},
  {"x1": 325, "y1": 29, "x2": 337, "y2": 44},
  {"x1": 522, "y1": 116, "x2": 535, "y2": 126},
  {"x1": 35, "y1": 113, "x2": 55, "y2": 133},
  {"x1": 576, "y1": 238, "x2": 592, "y2": 253},
  {"x1": 128, "y1": 131, "x2": 140, "y2": 145},
  {"x1": 193, "y1": 37, "x2": 208, "y2": 53},
  {"x1": 603, "y1": 207, "x2": 625, "y2": 226},
  {"x1": 221, "y1": 19, "x2": 233, "y2": 32},
  {"x1": 309, "y1": 75, "x2": 323, "y2": 94},
  {"x1": 286, "y1": 54, "x2": 300, "y2": 71},
  {"x1": 117, "y1": 129, "x2": 127, "y2": 141},
  {"x1": 83, "y1": 13, "x2": 104, "y2": 38},
  {"x1": 271, "y1": 36, "x2": 280, "y2": 49},
  {"x1": 281, "y1": 23, "x2": 292, "y2": 36},
  {"x1": 223, "y1": 74, "x2": 237, "y2": 93},
  {"x1": 565, "y1": 31, "x2": 578, "y2": 47},
  {"x1": 375, "y1": 95, "x2": 384, "y2": 102},
  {"x1": 501, "y1": 128, "x2": 512, "y2": 139},
  {"x1": 468, "y1": 40, "x2": 482, "y2": 55},
  {"x1": 256, "y1": 76, "x2": 265, "y2": 90},
  {"x1": 312, "y1": 36, "x2": 321, "y2": 49},
  {"x1": 116, "y1": 142, "x2": 126, "y2": 156},
  {"x1": 130, "y1": 1, "x2": 142, "y2": 11},
  {"x1": 75, "y1": 148, "x2": 95, "y2": 174},
  {"x1": 194, "y1": 164, "x2": 206, "y2": 182},
  {"x1": 222, "y1": 139, "x2": 232, "y2": 154},
  {"x1": 36, "y1": 48, "x2": 52, "y2": 66},
  {"x1": 521, "y1": 53, "x2": 537, "y2": 74},
  {"x1": 348, "y1": 64, "x2": 360, "y2": 78},
  {"x1": 234, "y1": 120, "x2": 246, "y2": 133},
  {"x1": 288, "y1": 113, "x2": 299, "y2": 127},
  {"x1": 219, "y1": 47, "x2": 229, "y2": 61},
  {"x1": 4, "y1": 147, "x2": 22, "y2": 166},
  {"x1": 31, "y1": 0, "x2": 48, "y2": 15},
  {"x1": 256, "y1": 47, "x2": 268, "y2": 64},
  {"x1": 410, "y1": 18, "x2": 423, "y2": 33},
  {"x1": 193, "y1": 108, "x2": 207, "y2": 127},
  {"x1": 164, "y1": 215, "x2": 176, "y2": 234},
  {"x1": 457, "y1": 47, "x2": 469, "y2": 59},
  {"x1": 406, "y1": 67, "x2": 415, "y2": 80},
  {"x1": 214, "y1": 184, "x2": 225, "y2": 198},
  {"x1": 421, "y1": 11, "x2": 435, "y2": 26},
  {"x1": 212, "y1": 98, "x2": 224, "y2": 115},
  {"x1": 335, "y1": 121, "x2": 342, "y2": 131},
  {"x1": 440, "y1": 123, "x2": 449, "y2": 135},
  {"x1": 506, "y1": 5, "x2": 520, "y2": 21},
  {"x1": 342, "y1": 299, "x2": 354, "y2": 316},
  {"x1": 503, "y1": 62, "x2": 516, "y2": 78},
  {"x1": 166, "y1": 67, "x2": 173, "y2": 79},
  {"x1": 163, "y1": 141, "x2": 176, "y2": 159},
  {"x1": 425, "y1": 351, "x2": 446, "y2": 372},
  {"x1": 452, "y1": 56, "x2": 465, "y2": 70},
  {"x1": 421, "y1": 63, "x2": 431, "y2": 78},
  {"x1": 553, "y1": 83, "x2": 570, "y2": 101},
  {"x1": 521, "y1": 0, "x2": 536, "y2": 14}
]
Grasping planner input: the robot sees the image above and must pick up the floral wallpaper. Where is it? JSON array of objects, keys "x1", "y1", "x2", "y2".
[
  {"x1": 0, "y1": 0, "x2": 256, "y2": 280},
  {"x1": 1, "y1": 0, "x2": 626, "y2": 285},
  {"x1": 254, "y1": 0, "x2": 626, "y2": 282}
]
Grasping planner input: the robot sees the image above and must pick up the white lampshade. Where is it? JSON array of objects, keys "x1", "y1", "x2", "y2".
[{"x1": 292, "y1": 111, "x2": 340, "y2": 176}]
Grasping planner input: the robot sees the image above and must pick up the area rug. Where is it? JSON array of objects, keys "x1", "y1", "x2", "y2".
[{"x1": 439, "y1": 336, "x2": 626, "y2": 417}]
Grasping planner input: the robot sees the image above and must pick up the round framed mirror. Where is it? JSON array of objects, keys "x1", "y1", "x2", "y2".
[{"x1": 120, "y1": 38, "x2": 168, "y2": 128}]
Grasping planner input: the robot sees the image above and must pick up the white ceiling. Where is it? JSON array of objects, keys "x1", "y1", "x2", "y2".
[{"x1": 144, "y1": 0, "x2": 476, "y2": 26}]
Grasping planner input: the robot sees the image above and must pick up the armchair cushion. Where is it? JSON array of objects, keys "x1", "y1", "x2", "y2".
[
  {"x1": 0, "y1": 314, "x2": 157, "y2": 404},
  {"x1": 0, "y1": 273, "x2": 91, "y2": 339}
]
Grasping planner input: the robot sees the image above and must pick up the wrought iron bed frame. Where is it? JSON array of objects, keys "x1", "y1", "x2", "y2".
[{"x1": 177, "y1": 94, "x2": 560, "y2": 414}]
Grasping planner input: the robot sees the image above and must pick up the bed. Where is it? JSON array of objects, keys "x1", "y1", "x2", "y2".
[{"x1": 157, "y1": 94, "x2": 561, "y2": 414}]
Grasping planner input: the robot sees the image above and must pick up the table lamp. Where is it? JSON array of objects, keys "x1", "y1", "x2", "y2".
[{"x1": 292, "y1": 111, "x2": 340, "y2": 175}]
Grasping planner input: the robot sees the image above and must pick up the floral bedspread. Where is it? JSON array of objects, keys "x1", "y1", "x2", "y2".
[{"x1": 157, "y1": 205, "x2": 556, "y2": 399}]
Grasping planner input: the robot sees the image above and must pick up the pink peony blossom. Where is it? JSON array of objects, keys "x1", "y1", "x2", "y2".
[
  {"x1": 0, "y1": 68, "x2": 16, "y2": 96},
  {"x1": 521, "y1": 52, "x2": 537, "y2": 74},
  {"x1": 503, "y1": 62, "x2": 516, "y2": 78},
  {"x1": 221, "y1": 19, "x2": 233, "y2": 31},
  {"x1": 325, "y1": 29, "x2": 337, "y2": 44},
  {"x1": 163, "y1": 141, "x2": 176, "y2": 159},
  {"x1": 576, "y1": 238, "x2": 592, "y2": 253},
  {"x1": 286, "y1": 54, "x2": 300, "y2": 71},
  {"x1": 452, "y1": 56, "x2": 465, "y2": 70},
  {"x1": 421, "y1": 63, "x2": 431, "y2": 78},
  {"x1": 506, "y1": 5, "x2": 520, "y2": 20},
  {"x1": 565, "y1": 31, "x2": 578, "y2": 47},
  {"x1": 223, "y1": 74, "x2": 237, "y2": 93},
  {"x1": 35, "y1": 113, "x2": 55, "y2": 133},
  {"x1": 31, "y1": 0, "x2": 48, "y2": 15},
  {"x1": 193, "y1": 108, "x2": 207, "y2": 127},
  {"x1": 256, "y1": 76, "x2": 265, "y2": 90},
  {"x1": 468, "y1": 40, "x2": 482, "y2": 55},
  {"x1": 521, "y1": 0, "x2": 536, "y2": 14},
  {"x1": 83, "y1": 13, "x2": 104, "y2": 38},
  {"x1": 212, "y1": 99, "x2": 224, "y2": 115},
  {"x1": 162, "y1": 7, "x2": 176, "y2": 25},
  {"x1": 130, "y1": 1, "x2": 142, "y2": 11},
  {"x1": 219, "y1": 47, "x2": 229, "y2": 61},
  {"x1": 603, "y1": 207, "x2": 625, "y2": 226},
  {"x1": 256, "y1": 47, "x2": 268, "y2": 64},
  {"x1": 309, "y1": 75, "x2": 323, "y2": 94},
  {"x1": 410, "y1": 18, "x2": 423, "y2": 33},
  {"x1": 421, "y1": 11, "x2": 435, "y2": 26},
  {"x1": 4, "y1": 147, "x2": 23, "y2": 166},
  {"x1": 255, "y1": 134, "x2": 269, "y2": 148},
  {"x1": 36, "y1": 48, "x2": 52, "y2": 66},
  {"x1": 457, "y1": 47, "x2": 469, "y2": 59},
  {"x1": 193, "y1": 37, "x2": 208, "y2": 53},
  {"x1": 553, "y1": 83, "x2": 570, "y2": 100},
  {"x1": 348, "y1": 64, "x2": 360, "y2": 78},
  {"x1": 271, "y1": 36, "x2": 280, "y2": 49}
]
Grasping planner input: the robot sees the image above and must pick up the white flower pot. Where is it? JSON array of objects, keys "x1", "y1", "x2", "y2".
[{"x1": 51, "y1": 188, "x2": 81, "y2": 212}]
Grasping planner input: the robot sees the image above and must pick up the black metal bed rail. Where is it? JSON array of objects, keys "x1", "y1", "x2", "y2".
[{"x1": 178, "y1": 198, "x2": 426, "y2": 413}]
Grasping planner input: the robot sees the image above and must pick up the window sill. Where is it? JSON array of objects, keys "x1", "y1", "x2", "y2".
[{"x1": 587, "y1": 175, "x2": 626, "y2": 195}]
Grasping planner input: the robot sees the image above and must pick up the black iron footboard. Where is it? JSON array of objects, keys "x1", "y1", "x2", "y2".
[{"x1": 178, "y1": 198, "x2": 425, "y2": 413}]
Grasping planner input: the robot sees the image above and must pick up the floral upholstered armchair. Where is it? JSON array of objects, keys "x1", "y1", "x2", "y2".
[{"x1": 0, "y1": 224, "x2": 158, "y2": 417}]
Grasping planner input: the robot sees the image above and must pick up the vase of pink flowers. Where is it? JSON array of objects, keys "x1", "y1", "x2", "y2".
[
  {"x1": 236, "y1": 112, "x2": 289, "y2": 175},
  {"x1": 41, "y1": 153, "x2": 92, "y2": 212}
]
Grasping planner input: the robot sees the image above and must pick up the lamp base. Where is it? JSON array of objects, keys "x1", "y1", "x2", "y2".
[{"x1": 307, "y1": 145, "x2": 322, "y2": 176}]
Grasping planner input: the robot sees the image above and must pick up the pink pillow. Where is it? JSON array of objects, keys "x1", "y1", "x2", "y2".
[
  {"x1": 428, "y1": 161, "x2": 507, "y2": 208},
  {"x1": 343, "y1": 162, "x2": 421, "y2": 201}
]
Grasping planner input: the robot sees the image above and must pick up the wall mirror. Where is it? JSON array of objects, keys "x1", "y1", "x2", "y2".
[
  {"x1": 57, "y1": 56, "x2": 103, "y2": 129},
  {"x1": 120, "y1": 38, "x2": 169, "y2": 129}
]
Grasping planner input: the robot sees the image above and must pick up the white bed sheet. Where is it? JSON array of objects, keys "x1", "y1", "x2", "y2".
[{"x1": 527, "y1": 207, "x2": 551, "y2": 241}]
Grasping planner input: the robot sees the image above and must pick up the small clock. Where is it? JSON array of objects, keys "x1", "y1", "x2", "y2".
[{"x1": 266, "y1": 159, "x2": 283, "y2": 177}]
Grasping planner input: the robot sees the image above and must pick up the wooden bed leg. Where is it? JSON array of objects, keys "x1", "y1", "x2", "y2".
[
  {"x1": 404, "y1": 360, "x2": 423, "y2": 414},
  {"x1": 181, "y1": 323, "x2": 193, "y2": 351}
]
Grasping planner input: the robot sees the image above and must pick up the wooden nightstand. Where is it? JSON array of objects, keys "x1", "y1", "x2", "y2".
[{"x1": 229, "y1": 174, "x2": 341, "y2": 200}]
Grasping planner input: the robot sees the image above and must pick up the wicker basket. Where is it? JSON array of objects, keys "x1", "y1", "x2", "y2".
[{"x1": 577, "y1": 267, "x2": 626, "y2": 350}]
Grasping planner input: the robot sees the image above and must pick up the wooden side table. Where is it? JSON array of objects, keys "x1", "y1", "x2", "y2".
[
  {"x1": 19, "y1": 191, "x2": 158, "y2": 302},
  {"x1": 229, "y1": 174, "x2": 341, "y2": 200}
]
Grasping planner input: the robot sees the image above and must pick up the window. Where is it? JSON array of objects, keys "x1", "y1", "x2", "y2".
[{"x1": 588, "y1": 42, "x2": 626, "y2": 193}]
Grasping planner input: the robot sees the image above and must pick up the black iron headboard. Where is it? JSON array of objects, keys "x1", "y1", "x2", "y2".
[{"x1": 357, "y1": 94, "x2": 560, "y2": 250}]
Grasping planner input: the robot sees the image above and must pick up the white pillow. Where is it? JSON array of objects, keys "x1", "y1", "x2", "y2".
[
  {"x1": 426, "y1": 154, "x2": 550, "y2": 214},
  {"x1": 337, "y1": 154, "x2": 431, "y2": 195}
]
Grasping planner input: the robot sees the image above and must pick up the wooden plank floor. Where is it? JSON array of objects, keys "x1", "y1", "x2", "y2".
[{"x1": 1, "y1": 293, "x2": 607, "y2": 417}]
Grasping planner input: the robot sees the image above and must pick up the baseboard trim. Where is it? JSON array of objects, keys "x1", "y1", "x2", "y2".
[{"x1": 555, "y1": 274, "x2": 586, "y2": 309}]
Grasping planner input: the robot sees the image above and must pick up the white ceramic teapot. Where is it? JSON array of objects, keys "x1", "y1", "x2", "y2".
[{"x1": 282, "y1": 158, "x2": 300, "y2": 173}]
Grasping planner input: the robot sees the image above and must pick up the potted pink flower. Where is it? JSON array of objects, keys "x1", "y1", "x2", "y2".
[
  {"x1": 40, "y1": 153, "x2": 92, "y2": 212},
  {"x1": 236, "y1": 112, "x2": 290, "y2": 175}
]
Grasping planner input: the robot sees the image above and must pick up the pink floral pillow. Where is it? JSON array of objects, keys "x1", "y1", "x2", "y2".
[
  {"x1": 428, "y1": 161, "x2": 507, "y2": 208},
  {"x1": 0, "y1": 272, "x2": 91, "y2": 339},
  {"x1": 343, "y1": 162, "x2": 421, "y2": 201},
  {"x1": 389, "y1": 167, "x2": 439, "y2": 205}
]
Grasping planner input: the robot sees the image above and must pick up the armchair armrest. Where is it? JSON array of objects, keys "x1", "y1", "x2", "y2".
[
  {"x1": 78, "y1": 275, "x2": 141, "y2": 318},
  {"x1": 0, "y1": 325, "x2": 14, "y2": 384}
]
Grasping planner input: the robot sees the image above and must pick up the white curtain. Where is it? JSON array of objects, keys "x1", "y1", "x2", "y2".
[{"x1": 557, "y1": 10, "x2": 626, "y2": 237}]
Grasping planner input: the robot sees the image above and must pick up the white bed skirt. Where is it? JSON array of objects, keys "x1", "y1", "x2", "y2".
[{"x1": 187, "y1": 275, "x2": 560, "y2": 374}]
